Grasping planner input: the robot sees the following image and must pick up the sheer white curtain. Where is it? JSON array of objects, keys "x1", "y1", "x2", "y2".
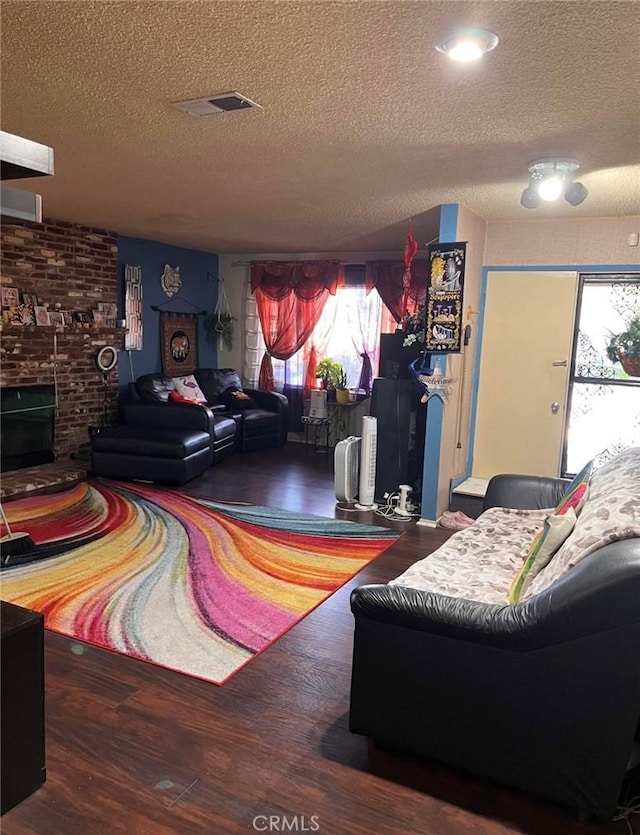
[
  {"x1": 244, "y1": 279, "x2": 393, "y2": 397},
  {"x1": 243, "y1": 276, "x2": 263, "y2": 388},
  {"x1": 346, "y1": 286, "x2": 384, "y2": 393},
  {"x1": 323, "y1": 287, "x2": 387, "y2": 392}
]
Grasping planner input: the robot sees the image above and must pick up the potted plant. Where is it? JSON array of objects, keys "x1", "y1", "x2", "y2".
[
  {"x1": 335, "y1": 370, "x2": 350, "y2": 405},
  {"x1": 315, "y1": 358, "x2": 344, "y2": 398},
  {"x1": 606, "y1": 315, "x2": 640, "y2": 377},
  {"x1": 204, "y1": 310, "x2": 235, "y2": 352}
]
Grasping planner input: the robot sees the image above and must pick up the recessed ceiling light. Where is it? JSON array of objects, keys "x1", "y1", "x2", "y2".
[{"x1": 435, "y1": 27, "x2": 499, "y2": 62}]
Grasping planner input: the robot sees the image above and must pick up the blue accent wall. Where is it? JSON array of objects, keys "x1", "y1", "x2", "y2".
[
  {"x1": 117, "y1": 236, "x2": 219, "y2": 386},
  {"x1": 439, "y1": 204, "x2": 459, "y2": 243}
]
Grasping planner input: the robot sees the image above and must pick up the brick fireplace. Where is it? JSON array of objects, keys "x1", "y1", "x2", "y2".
[{"x1": 0, "y1": 218, "x2": 124, "y2": 468}]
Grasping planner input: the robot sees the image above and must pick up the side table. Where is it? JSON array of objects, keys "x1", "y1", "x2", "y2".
[
  {"x1": 301, "y1": 415, "x2": 331, "y2": 454},
  {"x1": 1, "y1": 600, "x2": 46, "y2": 814}
]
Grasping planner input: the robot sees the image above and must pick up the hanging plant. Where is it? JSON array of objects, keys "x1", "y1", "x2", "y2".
[
  {"x1": 204, "y1": 279, "x2": 235, "y2": 352},
  {"x1": 205, "y1": 310, "x2": 235, "y2": 352}
]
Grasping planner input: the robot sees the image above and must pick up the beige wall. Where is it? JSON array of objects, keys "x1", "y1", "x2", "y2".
[
  {"x1": 484, "y1": 216, "x2": 640, "y2": 266},
  {"x1": 473, "y1": 271, "x2": 577, "y2": 479},
  {"x1": 431, "y1": 205, "x2": 487, "y2": 517}
]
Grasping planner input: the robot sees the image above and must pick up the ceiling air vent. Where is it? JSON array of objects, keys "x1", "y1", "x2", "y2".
[{"x1": 172, "y1": 92, "x2": 261, "y2": 117}]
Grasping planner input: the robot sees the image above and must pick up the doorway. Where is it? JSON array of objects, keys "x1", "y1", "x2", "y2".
[{"x1": 473, "y1": 270, "x2": 577, "y2": 479}]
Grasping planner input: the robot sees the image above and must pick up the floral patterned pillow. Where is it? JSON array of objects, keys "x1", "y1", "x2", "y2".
[
  {"x1": 523, "y1": 448, "x2": 640, "y2": 600},
  {"x1": 553, "y1": 459, "x2": 593, "y2": 516}
]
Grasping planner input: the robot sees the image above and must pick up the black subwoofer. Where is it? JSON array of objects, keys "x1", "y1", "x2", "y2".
[{"x1": 370, "y1": 378, "x2": 414, "y2": 501}]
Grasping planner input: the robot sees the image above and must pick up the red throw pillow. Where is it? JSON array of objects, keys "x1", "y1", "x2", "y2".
[{"x1": 169, "y1": 391, "x2": 206, "y2": 406}]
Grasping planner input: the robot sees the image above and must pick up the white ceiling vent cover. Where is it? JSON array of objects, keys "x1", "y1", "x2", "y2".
[{"x1": 173, "y1": 92, "x2": 261, "y2": 116}]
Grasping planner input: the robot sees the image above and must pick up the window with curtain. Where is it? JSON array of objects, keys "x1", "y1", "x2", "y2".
[
  {"x1": 244, "y1": 264, "x2": 400, "y2": 428},
  {"x1": 269, "y1": 285, "x2": 394, "y2": 391},
  {"x1": 244, "y1": 283, "x2": 394, "y2": 379}
]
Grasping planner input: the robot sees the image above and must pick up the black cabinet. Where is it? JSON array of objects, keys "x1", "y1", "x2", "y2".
[{"x1": 1, "y1": 600, "x2": 46, "y2": 814}]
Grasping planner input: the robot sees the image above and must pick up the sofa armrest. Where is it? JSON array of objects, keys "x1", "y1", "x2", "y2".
[
  {"x1": 244, "y1": 388, "x2": 288, "y2": 413},
  {"x1": 123, "y1": 400, "x2": 216, "y2": 434},
  {"x1": 483, "y1": 473, "x2": 570, "y2": 511},
  {"x1": 245, "y1": 389, "x2": 289, "y2": 444},
  {"x1": 351, "y1": 538, "x2": 640, "y2": 650}
]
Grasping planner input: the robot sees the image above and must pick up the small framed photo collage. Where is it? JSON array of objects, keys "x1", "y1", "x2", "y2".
[{"x1": 1, "y1": 285, "x2": 118, "y2": 329}]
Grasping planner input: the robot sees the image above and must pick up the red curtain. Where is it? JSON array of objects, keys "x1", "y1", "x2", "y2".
[
  {"x1": 250, "y1": 261, "x2": 343, "y2": 390},
  {"x1": 365, "y1": 260, "x2": 428, "y2": 323}
]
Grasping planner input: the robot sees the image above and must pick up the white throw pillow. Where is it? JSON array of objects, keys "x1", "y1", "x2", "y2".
[{"x1": 172, "y1": 374, "x2": 207, "y2": 402}]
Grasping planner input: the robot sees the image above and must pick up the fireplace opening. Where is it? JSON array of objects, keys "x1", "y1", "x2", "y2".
[{"x1": 0, "y1": 385, "x2": 56, "y2": 472}]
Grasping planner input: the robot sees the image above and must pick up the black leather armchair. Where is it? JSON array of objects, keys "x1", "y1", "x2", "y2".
[
  {"x1": 349, "y1": 472, "x2": 640, "y2": 821},
  {"x1": 123, "y1": 374, "x2": 237, "y2": 464},
  {"x1": 194, "y1": 368, "x2": 289, "y2": 452}
]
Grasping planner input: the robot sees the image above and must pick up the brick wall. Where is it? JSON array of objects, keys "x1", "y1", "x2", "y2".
[{"x1": 0, "y1": 218, "x2": 123, "y2": 460}]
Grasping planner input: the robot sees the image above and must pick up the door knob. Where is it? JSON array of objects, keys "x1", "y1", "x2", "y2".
[{"x1": 551, "y1": 402, "x2": 560, "y2": 414}]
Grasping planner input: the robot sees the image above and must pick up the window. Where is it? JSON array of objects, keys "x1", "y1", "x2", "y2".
[
  {"x1": 244, "y1": 277, "x2": 395, "y2": 394},
  {"x1": 564, "y1": 274, "x2": 640, "y2": 474}
]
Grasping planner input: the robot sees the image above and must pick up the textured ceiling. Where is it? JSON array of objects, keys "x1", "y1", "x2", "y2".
[{"x1": 1, "y1": 0, "x2": 639, "y2": 253}]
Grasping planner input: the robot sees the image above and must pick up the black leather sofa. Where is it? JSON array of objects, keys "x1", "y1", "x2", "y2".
[
  {"x1": 349, "y1": 472, "x2": 640, "y2": 821},
  {"x1": 124, "y1": 374, "x2": 237, "y2": 465},
  {"x1": 194, "y1": 368, "x2": 289, "y2": 452}
]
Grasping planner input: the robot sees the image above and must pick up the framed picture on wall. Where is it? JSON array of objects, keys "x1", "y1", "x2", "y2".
[
  {"x1": 124, "y1": 265, "x2": 143, "y2": 350},
  {"x1": 423, "y1": 242, "x2": 467, "y2": 353},
  {"x1": 1, "y1": 286, "x2": 20, "y2": 308},
  {"x1": 160, "y1": 312, "x2": 198, "y2": 376},
  {"x1": 20, "y1": 304, "x2": 36, "y2": 326},
  {"x1": 34, "y1": 305, "x2": 51, "y2": 326}
]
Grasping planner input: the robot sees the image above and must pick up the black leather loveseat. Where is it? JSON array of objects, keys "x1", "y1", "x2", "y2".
[
  {"x1": 349, "y1": 458, "x2": 640, "y2": 821},
  {"x1": 194, "y1": 368, "x2": 289, "y2": 452},
  {"x1": 124, "y1": 373, "x2": 237, "y2": 465}
]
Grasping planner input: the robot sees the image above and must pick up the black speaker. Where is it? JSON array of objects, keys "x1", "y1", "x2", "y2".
[
  {"x1": 370, "y1": 378, "x2": 414, "y2": 501},
  {"x1": 1, "y1": 601, "x2": 46, "y2": 815},
  {"x1": 378, "y1": 332, "x2": 427, "y2": 379}
]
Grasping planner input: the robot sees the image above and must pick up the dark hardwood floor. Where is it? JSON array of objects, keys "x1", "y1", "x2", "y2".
[{"x1": 2, "y1": 443, "x2": 633, "y2": 834}]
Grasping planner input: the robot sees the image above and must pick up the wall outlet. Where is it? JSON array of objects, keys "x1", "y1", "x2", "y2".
[{"x1": 627, "y1": 232, "x2": 639, "y2": 247}]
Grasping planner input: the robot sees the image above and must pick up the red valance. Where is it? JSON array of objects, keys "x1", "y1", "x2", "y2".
[
  {"x1": 250, "y1": 261, "x2": 343, "y2": 301},
  {"x1": 365, "y1": 260, "x2": 428, "y2": 323},
  {"x1": 250, "y1": 261, "x2": 344, "y2": 390}
]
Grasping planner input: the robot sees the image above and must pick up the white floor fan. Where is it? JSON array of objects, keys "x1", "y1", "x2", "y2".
[{"x1": 334, "y1": 415, "x2": 377, "y2": 509}]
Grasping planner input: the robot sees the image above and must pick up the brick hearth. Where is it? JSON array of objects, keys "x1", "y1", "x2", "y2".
[{"x1": 1, "y1": 462, "x2": 87, "y2": 502}]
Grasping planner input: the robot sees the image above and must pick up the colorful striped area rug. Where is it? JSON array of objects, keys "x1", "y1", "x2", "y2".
[{"x1": 0, "y1": 481, "x2": 400, "y2": 684}]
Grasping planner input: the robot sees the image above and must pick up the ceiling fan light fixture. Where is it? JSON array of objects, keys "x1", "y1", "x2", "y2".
[{"x1": 435, "y1": 28, "x2": 499, "y2": 62}]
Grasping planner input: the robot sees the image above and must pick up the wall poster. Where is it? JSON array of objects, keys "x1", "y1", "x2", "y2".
[
  {"x1": 124, "y1": 265, "x2": 143, "y2": 350},
  {"x1": 424, "y1": 241, "x2": 466, "y2": 353},
  {"x1": 160, "y1": 311, "x2": 198, "y2": 376}
]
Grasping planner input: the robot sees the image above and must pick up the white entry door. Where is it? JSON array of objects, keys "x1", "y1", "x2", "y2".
[{"x1": 472, "y1": 270, "x2": 578, "y2": 479}]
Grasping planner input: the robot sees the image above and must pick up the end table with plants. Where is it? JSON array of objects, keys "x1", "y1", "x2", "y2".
[{"x1": 315, "y1": 358, "x2": 344, "y2": 401}]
